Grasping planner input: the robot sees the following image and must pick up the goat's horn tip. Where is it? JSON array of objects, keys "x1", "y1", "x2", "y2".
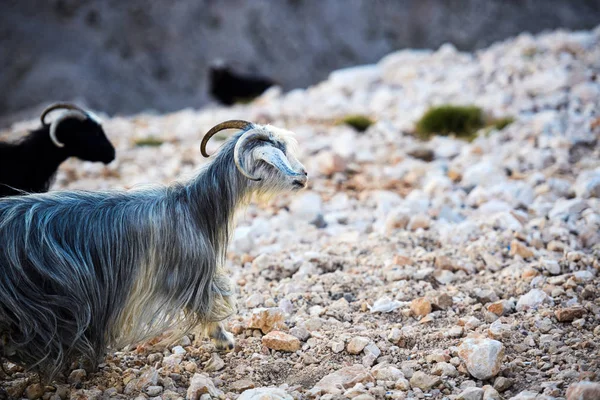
[{"x1": 40, "y1": 102, "x2": 86, "y2": 125}]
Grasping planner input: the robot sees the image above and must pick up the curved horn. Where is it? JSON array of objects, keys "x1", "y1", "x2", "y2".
[
  {"x1": 49, "y1": 111, "x2": 87, "y2": 148},
  {"x1": 40, "y1": 103, "x2": 89, "y2": 126},
  {"x1": 200, "y1": 120, "x2": 253, "y2": 157},
  {"x1": 233, "y1": 131, "x2": 270, "y2": 181}
]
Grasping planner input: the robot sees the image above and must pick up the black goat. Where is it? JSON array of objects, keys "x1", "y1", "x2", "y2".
[
  {"x1": 209, "y1": 62, "x2": 277, "y2": 106},
  {"x1": 0, "y1": 103, "x2": 115, "y2": 197}
]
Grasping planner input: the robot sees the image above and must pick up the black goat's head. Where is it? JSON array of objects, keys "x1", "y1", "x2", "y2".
[
  {"x1": 201, "y1": 120, "x2": 308, "y2": 192},
  {"x1": 40, "y1": 103, "x2": 116, "y2": 164}
]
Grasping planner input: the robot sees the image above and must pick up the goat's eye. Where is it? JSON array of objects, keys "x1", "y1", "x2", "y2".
[{"x1": 256, "y1": 138, "x2": 271, "y2": 146}]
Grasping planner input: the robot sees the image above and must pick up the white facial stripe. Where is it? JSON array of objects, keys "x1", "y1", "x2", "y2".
[{"x1": 254, "y1": 146, "x2": 299, "y2": 176}]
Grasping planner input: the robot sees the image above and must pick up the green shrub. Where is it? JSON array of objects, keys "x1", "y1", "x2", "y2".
[
  {"x1": 339, "y1": 114, "x2": 375, "y2": 132},
  {"x1": 521, "y1": 47, "x2": 539, "y2": 58},
  {"x1": 233, "y1": 96, "x2": 256, "y2": 104},
  {"x1": 490, "y1": 116, "x2": 514, "y2": 130},
  {"x1": 415, "y1": 105, "x2": 484, "y2": 140},
  {"x1": 134, "y1": 136, "x2": 164, "y2": 147}
]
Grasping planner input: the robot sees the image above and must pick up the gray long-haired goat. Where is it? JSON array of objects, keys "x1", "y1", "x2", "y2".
[{"x1": 0, "y1": 120, "x2": 307, "y2": 377}]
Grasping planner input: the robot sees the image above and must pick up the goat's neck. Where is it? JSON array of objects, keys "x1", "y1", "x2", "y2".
[
  {"x1": 17, "y1": 128, "x2": 70, "y2": 191},
  {"x1": 188, "y1": 141, "x2": 251, "y2": 251}
]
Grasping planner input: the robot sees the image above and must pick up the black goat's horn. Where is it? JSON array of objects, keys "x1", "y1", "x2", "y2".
[{"x1": 40, "y1": 103, "x2": 89, "y2": 126}]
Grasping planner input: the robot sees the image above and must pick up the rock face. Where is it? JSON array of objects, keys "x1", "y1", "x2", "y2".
[
  {"x1": 230, "y1": 380, "x2": 256, "y2": 393},
  {"x1": 247, "y1": 307, "x2": 286, "y2": 333},
  {"x1": 509, "y1": 240, "x2": 534, "y2": 258},
  {"x1": 566, "y1": 381, "x2": 600, "y2": 400},
  {"x1": 483, "y1": 386, "x2": 500, "y2": 400},
  {"x1": 540, "y1": 258, "x2": 561, "y2": 275},
  {"x1": 458, "y1": 387, "x2": 484, "y2": 400},
  {"x1": 261, "y1": 331, "x2": 301, "y2": 352},
  {"x1": 312, "y1": 365, "x2": 374, "y2": 395},
  {"x1": 187, "y1": 374, "x2": 223, "y2": 400},
  {"x1": 458, "y1": 338, "x2": 504, "y2": 380},
  {"x1": 316, "y1": 151, "x2": 347, "y2": 176},
  {"x1": 68, "y1": 369, "x2": 87, "y2": 385},
  {"x1": 510, "y1": 391, "x2": 541, "y2": 400},
  {"x1": 204, "y1": 353, "x2": 225, "y2": 371},
  {"x1": 2, "y1": 1, "x2": 600, "y2": 122},
  {"x1": 516, "y1": 289, "x2": 551, "y2": 311},
  {"x1": 410, "y1": 371, "x2": 442, "y2": 390},
  {"x1": 70, "y1": 389, "x2": 103, "y2": 399},
  {"x1": 555, "y1": 306, "x2": 586, "y2": 322},
  {"x1": 238, "y1": 387, "x2": 293, "y2": 400},
  {"x1": 410, "y1": 297, "x2": 432, "y2": 316},
  {"x1": 347, "y1": 336, "x2": 370, "y2": 354},
  {"x1": 432, "y1": 362, "x2": 458, "y2": 377},
  {"x1": 371, "y1": 364, "x2": 404, "y2": 381},
  {"x1": 24, "y1": 383, "x2": 44, "y2": 400},
  {"x1": 124, "y1": 368, "x2": 159, "y2": 395}
]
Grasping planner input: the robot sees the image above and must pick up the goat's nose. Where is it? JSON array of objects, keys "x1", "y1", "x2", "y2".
[
  {"x1": 293, "y1": 173, "x2": 308, "y2": 188},
  {"x1": 301, "y1": 169, "x2": 308, "y2": 177},
  {"x1": 297, "y1": 174, "x2": 307, "y2": 183}
]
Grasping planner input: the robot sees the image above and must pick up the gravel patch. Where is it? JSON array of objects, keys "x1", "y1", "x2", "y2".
[{"x1": 1, "y1": 25, "x2": 599, "y2": 400}]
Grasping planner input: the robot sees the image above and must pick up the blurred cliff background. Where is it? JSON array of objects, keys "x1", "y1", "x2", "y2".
[{"x1": 1, "y1": 0, "x2": 600, "y2": 126}]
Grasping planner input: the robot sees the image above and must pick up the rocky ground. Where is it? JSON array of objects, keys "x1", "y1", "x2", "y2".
[{"x1": 1, "y1": 26, "x2": 600, "y2": 400}]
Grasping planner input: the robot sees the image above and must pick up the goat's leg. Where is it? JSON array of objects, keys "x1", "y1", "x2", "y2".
[
  {"x1": 202, "y1": 272, "x2": 236, "y2": 351},
  {"x1": 204, "y1": 321, "x2": 235, "y2": 351}
]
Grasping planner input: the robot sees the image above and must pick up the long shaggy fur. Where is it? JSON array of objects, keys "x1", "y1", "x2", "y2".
[{"x1": 0, "y1": 128, "x2": 302, "y2": 378}]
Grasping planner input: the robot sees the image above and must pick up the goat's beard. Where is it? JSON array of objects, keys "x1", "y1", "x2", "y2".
[{"x1": 250, "y1": 167, "x2": 301, "y2": 203}]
